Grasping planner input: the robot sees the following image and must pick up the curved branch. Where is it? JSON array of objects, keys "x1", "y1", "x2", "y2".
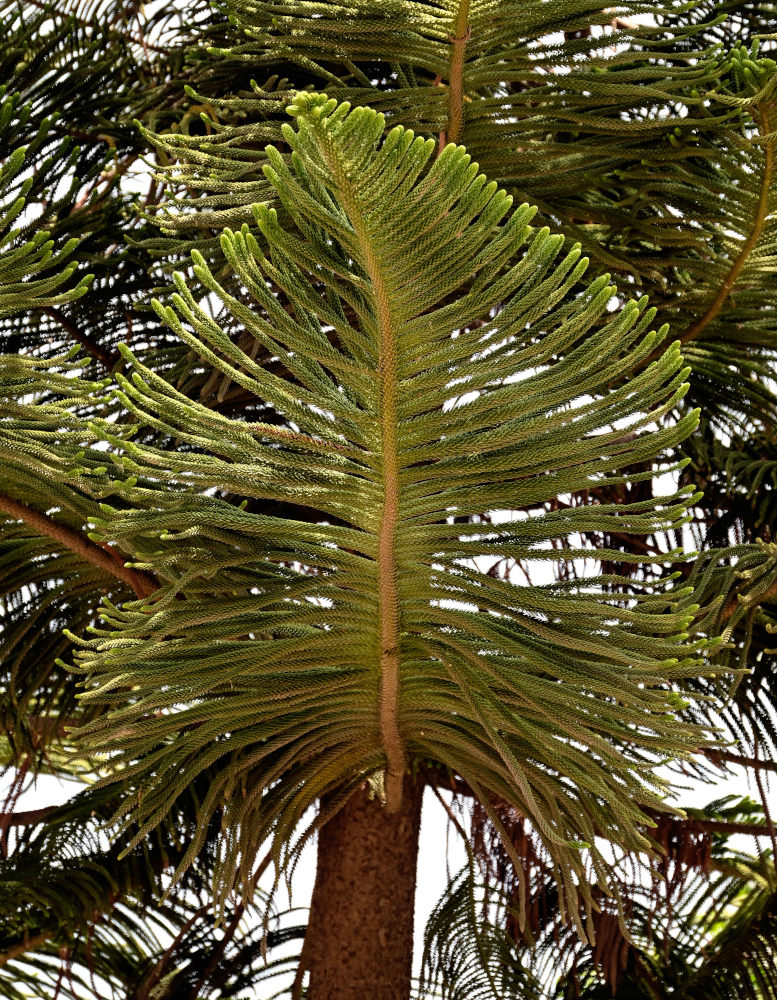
[
  {"x1": 0, "y1": 493, "x2": 157, "y2": 599},
  {"x1": 136, "y1": 903, "x2": 210, "y2": 1000},
  {"x1": 0, "y1": 932, "x2": 50, "y2": 970},
  {"x1": 191, "y1": 904, "x2": 245, "y2": 995},
  {"x1": 0, "y1": 806, "x2": 58, "y2": 828}
]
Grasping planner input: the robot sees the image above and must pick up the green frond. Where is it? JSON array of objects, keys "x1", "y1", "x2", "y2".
[
  {"x1": 0, "y1": 93, "x2": 127, "y2": 763},
  {"x1": 677, "y1": 542, "x2": 777, "y2": 764},
  {"x1": 3, "y1": 2, "x2": 777, "y2": 991},
  {"x1": 0, "y1": 0, "x2": 240, "y2": 373},
  {"x1": 682, "y1": 423, "x2": 777, "y2": 549},
  {"x1": 71, "y1": 97, "x2": 715, "y2": 920},
  {"x1": 140, "y1": 2, "x2": 731, "y2": 270},
  {"x1": 0, "y1": 778, "x2": 303, "y2": 999},
  {"x1": 553, "y1": 816, "x2": 777, "y2": 1000},
  {"x1": 0, "y1": 93, "x2": 91, "y2": 317},
  {"x1": 648, "y1": 41, "x2": 777, "y2": 426},
  {"x1": 672, "y1": 882, "x2": 777, "y2": 1000},
  {"x1": 0, "y1": 351, "x2": 146, "y2": 764},
  {"x1": 427, "y1": 795, "x2": 777, "y2": 999},
  {"x1": 420, "y1": 866, "x2": 541, "y2": 1000},
  {"x1": 140, "y1": 4, "x2": 777, "y2": 430}
]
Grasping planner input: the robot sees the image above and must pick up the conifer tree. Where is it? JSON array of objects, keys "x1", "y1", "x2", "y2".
[{"x1": 2, "y1": 2, "x2": 777, "y2": 998}]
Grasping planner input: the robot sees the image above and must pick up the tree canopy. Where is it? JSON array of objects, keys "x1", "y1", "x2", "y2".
[{"x1": 2, "y1": 2, "x2": 777, "y2": 997}]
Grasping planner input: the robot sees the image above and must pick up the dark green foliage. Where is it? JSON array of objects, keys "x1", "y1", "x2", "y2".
[
  {"x1": 1, "y1": 778, "x2": 304, "y2": 998},
  {"x1": 420, "y1": 866, "x2": 541, "y2": 1000},
  {"x1": 421, "y1": 797, "x2": 777, "y2": 999}
]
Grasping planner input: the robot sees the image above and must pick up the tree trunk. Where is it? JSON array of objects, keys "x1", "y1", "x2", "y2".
[{"x1": 304, "y1": 774, "x2": 424, "y2": 999}]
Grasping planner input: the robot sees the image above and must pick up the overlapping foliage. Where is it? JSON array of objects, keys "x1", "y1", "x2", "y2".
[
  {"x1": 422, "y1": 796, "x2": 777, "y2": 1000},
  {"x1": 2, "y1": 1, "x2": 777, "y2": 997},
  {"x1": 67, "y1": 95, "x2": 710, "y2": 924}
]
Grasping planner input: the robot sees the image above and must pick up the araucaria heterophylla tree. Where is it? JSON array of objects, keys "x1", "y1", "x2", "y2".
[{"x1": 2, "y1": 3, "x2": 777, "y2": 999}]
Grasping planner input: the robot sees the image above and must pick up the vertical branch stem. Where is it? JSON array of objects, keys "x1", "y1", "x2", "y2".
[
  {"x1": 315, "y1": 129, "x2": 406, "y2": 812},
  {"x1": 442, "y1": 0, "x2": 471, "y2": 149}
]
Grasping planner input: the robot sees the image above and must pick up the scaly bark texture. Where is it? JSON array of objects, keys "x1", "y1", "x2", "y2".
[{"x1": 305, "y1": 775, "x2": 424, "y2": 999}]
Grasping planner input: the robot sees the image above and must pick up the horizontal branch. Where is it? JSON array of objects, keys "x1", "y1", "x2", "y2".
[
  {"x1": 0, "y1": 493, "x2": 157, "y2": 599},
  {"x1": 704, "y1": 749, "x2": 777, "y2": 774},
  {"x1": 0, "y1": 806, "x2": 58, "y2": 827},
  {"x1": 679, "y1": 818, "x2": 774, "y2": 837},
  {"x1": 0, "y1": 932, "x2": 50, "y2": 970},
  {"x1": 424, "y1": 766, "x2": 776, "y2": 837},
  {"x1": 10, "y1": 716, "x2": 78, "y2": 742}
]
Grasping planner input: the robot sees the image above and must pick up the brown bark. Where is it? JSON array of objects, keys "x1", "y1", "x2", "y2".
[
  {"x1": 0, "y1": 932, "x2": 50, "y2": 970},
  {"x1": 303, "y1": 775, "x2": 424, "y2": 1000}
]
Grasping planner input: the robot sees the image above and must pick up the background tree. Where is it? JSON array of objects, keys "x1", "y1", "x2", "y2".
[{"x1": 2, "y1": 2, "x2": 777, "y2": 998}]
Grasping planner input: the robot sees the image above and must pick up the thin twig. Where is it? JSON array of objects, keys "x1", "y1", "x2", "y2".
[{"x1": 44, "y1": 308, "x2": 117, "y2": 371}]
